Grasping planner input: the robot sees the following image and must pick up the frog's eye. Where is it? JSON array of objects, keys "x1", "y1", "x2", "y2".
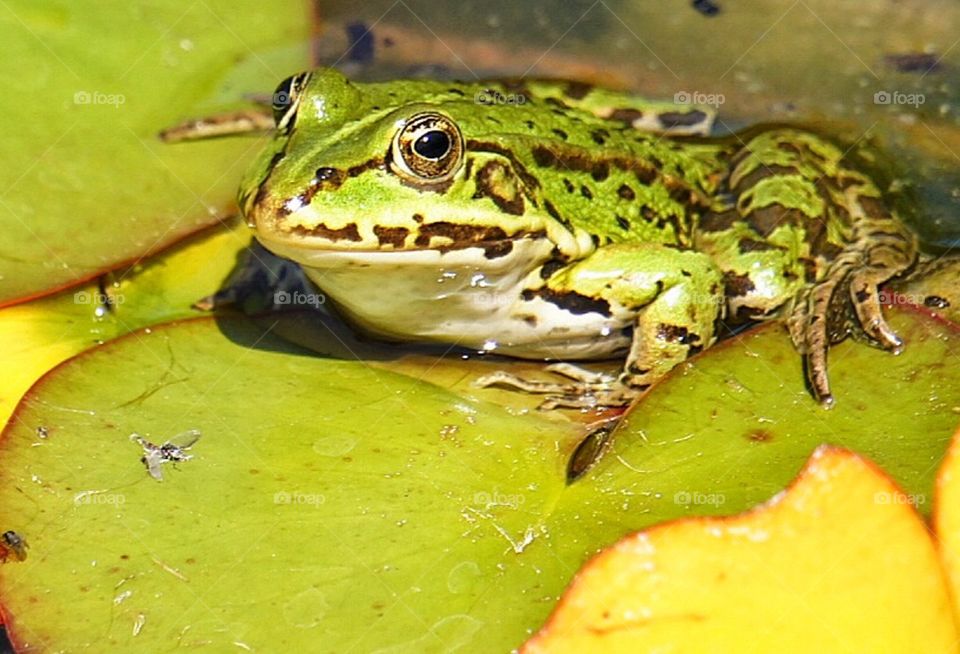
[
  {"x1": 390, "y1": 112, "x2": 464, "y2": 184},
  {"x1": 271, "y1": 72, "x2": 310, "y2": 131}
]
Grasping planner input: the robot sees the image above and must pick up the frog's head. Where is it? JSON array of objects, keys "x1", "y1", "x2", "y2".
[{"x1": 241, "y1": 68, "x2": 590, "y2": 275}]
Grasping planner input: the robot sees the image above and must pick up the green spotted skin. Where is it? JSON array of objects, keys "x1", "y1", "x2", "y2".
[{"x1": 239, "y1": 67, "x2": 917, "y2": 409}]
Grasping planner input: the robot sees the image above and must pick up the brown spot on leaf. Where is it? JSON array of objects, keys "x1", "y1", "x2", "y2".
[{"x1": 746, "y1": 429, "x2": 774, "y2": 442}]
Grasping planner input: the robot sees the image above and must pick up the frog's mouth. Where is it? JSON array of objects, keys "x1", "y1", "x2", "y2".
[
  {"x1": 254, "y1": 211, "x2": 557, "y2": 266},
  {"x1": 257, "y1": 223, "x2": 558, "y2": 274}
]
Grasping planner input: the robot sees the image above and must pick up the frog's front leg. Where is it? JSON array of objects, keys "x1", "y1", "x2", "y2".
[
  {"x1": 159, "y1": 109, "x2": 274, "y2": 143},
  {"x1": 475, "y1": 244, "x2": 725, "y2": 409}
]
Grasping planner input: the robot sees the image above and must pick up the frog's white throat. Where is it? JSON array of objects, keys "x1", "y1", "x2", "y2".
[{"x1": 261, "y1": 236, "x2": 631, "y2": 360}]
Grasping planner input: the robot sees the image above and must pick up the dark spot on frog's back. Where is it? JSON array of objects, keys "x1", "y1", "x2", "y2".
[
  {"x1": 723, "y1": 270, "x2": 755, "y2": 297},
  {"x1": 415, "y1": 222, "x2": 508, "y2": 247},
  {"x1": 658, "y1": 110, "x2": 708, "y2": 128},
  {"x1": 466, "y1": 139, "x2": 541, "y2": 190},
  {"x1": 347, "y1": 157, "x2": 385, "y2": 179},
  {"x1": 543, "y1": 199, "x2": 574, "y2": 231},
  {"x1": 737, "y1": 238, "x2": 781, "y2": 254},
  {"x1": 591, "y1": 162, "x2": 609, "y2": 182},
  {"x1": 374, "y1": 225, "x2": 409, "y2": 248},
  {"x1": 473, "y1": 161, "x2": 525, "y2": 216},
  {"x1": 607, "y1": 108, "x2": 643, "y2": 125},
  {"x1": 539, "y1": 259, "x2": 566, "y2": 280},
  {"x1": 747, "y1": 205, "x2": 805, "y2": 237},
  {"x1": 656, "y1": 323, "x2": 701, "y2": 345},
  {"x1": 522, "y1": 287, "x2": 611, "y2": 317},
  {"x1": 482, "y1": 240, "x2": 514, "y2": 259},
  {"x1": 858, "y1": 195, "x2": 893, "y2": 220},
  {"x1": 291, "y1": 223, "x2": 362, "y2": 242},
  {"x1": 617, "y1": 184, "x2": 636, "y2": 201},
  {"x1": 731, "y1": 164, "x2": 798, "y2": 194}
]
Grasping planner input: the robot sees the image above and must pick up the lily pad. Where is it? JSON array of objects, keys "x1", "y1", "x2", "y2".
[
  {"x1": 523, "y1": 446, "x2": 959, "y2": 653},
  {"x1": 0, "y1": 304, "x2": 958, "y2": 651},
  {"x1": 0, "y1": 218, "x2": 250, "y2": 425},
  {"x1": 0, "y1": 0, "x2": 308, "y2": 306}
]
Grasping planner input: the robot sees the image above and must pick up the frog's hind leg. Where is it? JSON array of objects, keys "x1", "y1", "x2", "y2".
[
  {"x1": 790, "y1": 188, "x2": 917, "y2": 405},
  {"x1": 698, "y1": 129, "x2": 917, "y2": 406}
]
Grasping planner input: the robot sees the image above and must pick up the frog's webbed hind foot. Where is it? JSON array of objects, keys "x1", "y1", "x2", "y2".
[
  {"x1": 474, "y1": 364, "x2": 639, "y2": 410},
  {"x1": 788, "y1": 190, "x2": 917, "y2": 407}
]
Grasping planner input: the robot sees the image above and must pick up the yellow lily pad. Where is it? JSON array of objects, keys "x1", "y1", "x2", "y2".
[
  {"x1": 523, "y1": 446, "x2": 959, "y2": 653},
  {"x1": 933, "y1": 424, "x2": 960, "y2": 628}
]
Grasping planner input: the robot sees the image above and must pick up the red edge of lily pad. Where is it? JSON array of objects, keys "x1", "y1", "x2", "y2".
[{"x1": 0, "y1": 315, "x2": 219, "y2": 648}]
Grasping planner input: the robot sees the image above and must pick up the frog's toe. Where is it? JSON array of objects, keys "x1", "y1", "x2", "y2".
[
  {"x1": 537, "y1": 384, "x2": 640, "y2": 410},
  {"x1": 542, "y1": 363, "x2": 618, "y2": 385},
  {"x1": 850, "y1": 281, "x2": 903, "y2": 352},
  {"x1": 474, "y1": 368, "x2": 637, "y2": 409},
  {"x1": 473, "y1": 371, "x2": 584, "y2": 396}
]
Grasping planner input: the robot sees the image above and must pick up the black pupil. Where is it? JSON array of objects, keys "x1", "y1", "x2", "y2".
[{"x1": 413, "y1": 130, "x2": 451, "y2": 160}]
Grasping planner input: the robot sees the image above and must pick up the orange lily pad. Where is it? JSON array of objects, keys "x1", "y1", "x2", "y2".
[
  {"x1": 934, "y1": 424, "x2": 960, "y2": 628},
  {"x1": 523, "y1": 446, "x2": 959, "y2": 653}
]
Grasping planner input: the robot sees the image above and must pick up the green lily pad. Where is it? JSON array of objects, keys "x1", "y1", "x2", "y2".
[
  {"x1": 0, "y1": 304, "x2": 957, "y2": 651},
  {"x1": 0, "y1": 0, "x2": 308, "y2": 306}
]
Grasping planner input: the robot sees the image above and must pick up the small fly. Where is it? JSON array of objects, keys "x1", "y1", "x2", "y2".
[
  {"x1": 1, "y1": 530, "x2": 28, "y2": 562},
  {"x1": 130, "y1": 429, "x2": 202, "y2": 481}
]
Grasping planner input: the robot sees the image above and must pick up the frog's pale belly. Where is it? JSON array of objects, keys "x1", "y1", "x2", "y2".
[{"x1": 267, "y1": 237, "x2": 632, "y2": 360}]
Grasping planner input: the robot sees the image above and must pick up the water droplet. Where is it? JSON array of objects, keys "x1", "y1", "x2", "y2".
[{"x1": 312, "y1": 435, "x2": 356, "y2": 457}]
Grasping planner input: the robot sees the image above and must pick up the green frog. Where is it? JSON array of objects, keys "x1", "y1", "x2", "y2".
[{"x1": 164, "y1": 67, "x2": 918, "y2": 409}]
